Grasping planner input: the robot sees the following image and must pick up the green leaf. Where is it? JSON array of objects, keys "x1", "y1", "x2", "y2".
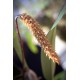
[
  {"x1": 25, "y1": 32, "x2": 38, "y2": 53},
  {"x1": 13, "y1": 28, "x2": 28, "y2": 68},
  {"x1": 13, "y1": 29, "x2": 22, "y2": 62},
  {"x1": 51, "y1": 4, "x2": 66, "y2": 30},
  {"x1": 41, "y1": 28, "x2": 56, "y2": 80},
  {"x1": 41, "y1": 4, "x2": 66, "y2": 79},
  {"x1": 54, "y1": 71, "x2": 65, "y2": 80}
]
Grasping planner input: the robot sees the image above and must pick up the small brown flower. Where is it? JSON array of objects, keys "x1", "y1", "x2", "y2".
[{"x1": 18, "y1": 13, "x2": 60, "y2": 64}]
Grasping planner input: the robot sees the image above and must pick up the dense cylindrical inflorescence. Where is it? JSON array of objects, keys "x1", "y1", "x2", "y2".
[{"x1": 18, "y1": 13, "x2": 60, "y2": 64}]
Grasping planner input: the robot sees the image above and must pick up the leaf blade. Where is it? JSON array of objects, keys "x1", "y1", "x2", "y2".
[
  {"x1": 41, "y1": 28, "x2": 56, "y2": 80},
  {"x1": 13, "y1": 28, "x2": 28, "y2": 68},
  {"x1": 51, "y1": 4, "x2": 66, "y2": 30}
]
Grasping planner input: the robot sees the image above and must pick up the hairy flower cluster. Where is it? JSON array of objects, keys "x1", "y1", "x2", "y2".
[{"x1": 19, "y1": 13, "x2": 60, "y2": 64}]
